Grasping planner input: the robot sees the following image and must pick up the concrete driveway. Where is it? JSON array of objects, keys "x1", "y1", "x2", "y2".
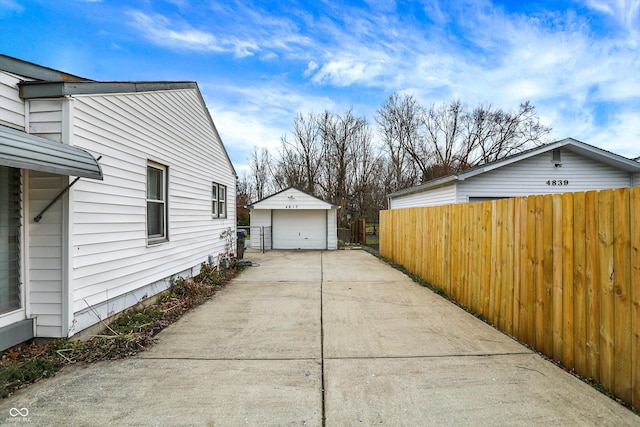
[{"x1": 1, "y1": 250, "x2": 638, "y2": 426}]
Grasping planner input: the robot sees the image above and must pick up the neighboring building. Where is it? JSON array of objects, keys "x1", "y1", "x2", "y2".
[
  {"x1": 0, "y1": 55, "x2": 236, "y2": 350},
  {"x1": 248, "y1": 187, "x2": 338, "y2": 250},
  {"x1": 388, "y1": 138, "x2": 640, "y2": 209}
]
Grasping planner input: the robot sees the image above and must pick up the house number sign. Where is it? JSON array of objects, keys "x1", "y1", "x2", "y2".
[
  {"x1": 285, "y1": 205, "x2": 299, "y2": 209},
  {"x1": 546, "y1": 179, "x2": 569, "y2": 186}
]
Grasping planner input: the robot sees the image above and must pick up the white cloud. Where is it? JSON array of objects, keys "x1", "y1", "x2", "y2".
[
  {"x1": 312, "y1": 59, "x2": 375, "y2": 87},
  {"x1": 585, "y1": 0, "x2": 640, "y2": 29},
  {"x1": 304, "y1": 61, "x2": 319, "y2": 77},
  {"x1": 201, "y1": 81, "x2": 338, "y2": 173},
  {"x1": 127, "y1": 10, "x2": 263, "y2": 57},
  {"x1": 126, "y1": 1, "x2": 640, "y2": 158},
  {"x1": 127, "y1": 11, "x2": 225, "y2": 52}
]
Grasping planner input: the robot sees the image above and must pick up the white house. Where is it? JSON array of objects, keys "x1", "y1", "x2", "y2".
[
  {"x1": 388, "y1": 138, "x2": 640, "y2": 209},
  {"x1": 0, "y1": 55, "x2": 236, "y2": 350},
  {"x1": 248, "y1": 187, "x2": 338, "y2": 250}
]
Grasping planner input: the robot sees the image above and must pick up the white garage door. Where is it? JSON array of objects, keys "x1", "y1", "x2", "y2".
[{"x1": 272, "y1": 210, "x2": 326, "y2": 249}]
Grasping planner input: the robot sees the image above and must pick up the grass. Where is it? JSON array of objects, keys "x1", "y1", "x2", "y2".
[{"x1": 0, "y1": 262, "x2": 240, "y2": 398}]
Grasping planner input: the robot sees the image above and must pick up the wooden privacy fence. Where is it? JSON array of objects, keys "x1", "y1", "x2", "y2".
[{"x1": 380, "y1": 187, "x2": 640, "y2": 408}]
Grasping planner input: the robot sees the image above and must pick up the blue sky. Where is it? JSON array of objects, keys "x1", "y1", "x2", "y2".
[{"x1": 1, "y1": 0, "x2": 639, "y2": 173}]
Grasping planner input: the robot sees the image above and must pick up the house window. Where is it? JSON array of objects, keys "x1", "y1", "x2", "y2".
[
  {"x1": 212, "y1": 183, "x2": 227, "y2": 218},
  {"x1": 0, "y1": 166, "x2": 21, "y2": 314},
  {"x1": 147, "y1": 163, "x2": 168, "y2": 242}
]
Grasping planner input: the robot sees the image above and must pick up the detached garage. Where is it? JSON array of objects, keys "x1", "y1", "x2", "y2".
[{"x1": 248, "y1": 187, "x2": 338, "y2": 250}]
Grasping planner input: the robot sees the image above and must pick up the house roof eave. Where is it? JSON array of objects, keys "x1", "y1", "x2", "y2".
[
  {"x1": 388, "y1": 175, "x2": 459, "y2": 199},
  {"x1": 19, "y1": 81, "x2": 198, "y2": 99}
]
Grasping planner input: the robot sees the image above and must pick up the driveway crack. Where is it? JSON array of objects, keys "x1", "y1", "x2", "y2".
[{"x1": 320, "y1": 251, "x2": 326, "y2": 427}]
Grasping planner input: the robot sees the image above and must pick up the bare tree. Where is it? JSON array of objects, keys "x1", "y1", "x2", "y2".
[
  {"x1": 236, "y1": 172, "x2": 252, "y2": 225},
  {"x1": 414, "y1": 100, "x2": 551, "y2": 180},
  {"x1": 375, "y1": 92, "x2": 423, "y2": 191},
  {"x1": 466, "y1": 101, "x2": 550, "y2": 165},
  {"x1": 242, "y1": 97, "x2": 549, "y2": 224},
  {"x1": 248, "y1": 146, "x2": 272, "y2": 201},
  {"x1": 276, "y1": 113, "x2": 322, "y2": 194},
  {"x1": 317, "y1": 109, "x2": 369, "y2": 225}
]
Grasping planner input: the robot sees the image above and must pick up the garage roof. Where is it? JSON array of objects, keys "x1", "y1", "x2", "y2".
[
  {"x1": 0, "y1": 125, "x2": 103, "y2": 179},
  {"x1": 389, "y1": 138, "x2": 640, "y2": 199},
  {"x1": 248, "y1": 187, "x2": 338, "y2": 210}
]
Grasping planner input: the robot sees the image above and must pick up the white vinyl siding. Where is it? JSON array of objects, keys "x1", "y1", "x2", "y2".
[
  {"x1": 28, "y1": 171, "x2": 65, "y2": 337},
  {"x1": 251, "y1": 188, "x2": 334, "y2": 210},
  {"x1": 250, "y1": 188, "x2": 338, "y2": 251},
  {"x1": 390, "y1": 149, "x2": 638, "y2": 209},
  {"x1": 0, "y1": 71, "x2": 25, "y2": 129},
  {"x1": 326, "y1": 209, "x2": 337, "y2": 250},
  {"x1": 68, "y1": 89, "x2": 236, "y2": 322},
  {"x1": 457, "y1": 149, "x2": 634, "y2": 202},
  {"x1": 389, "y1": 185, "x2": 457, "y2": 209}
]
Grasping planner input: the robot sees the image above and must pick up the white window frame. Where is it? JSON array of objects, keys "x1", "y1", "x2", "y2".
[
  {"x1": 147, "y1": 162, "x2": 168, "y2": 243},
  {"x1": 212, "y1": 182, "x2": 227, "y2": 219}
]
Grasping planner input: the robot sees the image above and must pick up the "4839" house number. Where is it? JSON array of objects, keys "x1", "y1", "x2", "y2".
[{"x1": 546, "y1": 179, "x2": 569, "y2": 186}]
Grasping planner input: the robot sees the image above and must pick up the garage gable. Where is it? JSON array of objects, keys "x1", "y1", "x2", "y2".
[
  {"x1": 248, "y1": 187, "x2": 338, "y2": 250},
  {"x1": 248, "y1": 187, "x2": 338, "y2": 210}
]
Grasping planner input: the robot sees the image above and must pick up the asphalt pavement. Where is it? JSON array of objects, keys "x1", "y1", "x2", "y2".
[{"x1": 1, "y1": 249, "x2": 638, "y2": 426}]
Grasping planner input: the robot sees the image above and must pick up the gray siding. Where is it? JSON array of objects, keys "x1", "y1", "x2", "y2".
[{"x1": 68, "y1": 89, "x2": 236, "y2": 329}]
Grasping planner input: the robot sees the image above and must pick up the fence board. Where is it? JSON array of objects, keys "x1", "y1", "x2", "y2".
[
  {"x1": 542, "y1": 195, "x2": 554, "y2": 356},
  {"x1": 462, "y1": 205, "x2": 471, "y2": 309},
  {"x1": 470, "y1": 203, "x2": 482, "y2": 313},
  {"x1": 481, "y1": 202, "x2": 493, "y2": 319},
  {"x1": 513, "y1": 198, "x2": 524, "y2": 338},
  {"x1": 493, "y1": 200, "x2": 503, "y2": 327},
  {"x1": 515, "y1": 197, "x2": 528, "y2": 342},
  {"x1": 598, "y1": 190, "x2": 615, "y2": 393},
  {"x1": 534, "y1": 195, "x2": 545, "y2": 352},
  {"x1": 631, "y1": 187, "x2": 640, "y2": 408},
  {"x1": 451, "y1": 204, "x2": 461, "y2": 301},
  {"x1": 613, "y1": 188, "x2": 632, "y2": 403},
  {"x1": 378, "y1": 186, "x2": 639, "y2": 407},
  {"x1": 552, "y1": 194, "x2": 564, "y2": 361},
  {"x1": 504, "y1": 198, "x2": 515, "y2": 335},
  {"x1": 573, "y1": 192, "x2": 587, "y2": 375},
  {"x1": 562, "y1": 192, "x2": 574, "y2": 369},
  {"x1": 524, "y1": 196, "x2": 537, "y2": 347},
  {"x1": 585, "y1": 190, "x2": 600, "y2": 380}
]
